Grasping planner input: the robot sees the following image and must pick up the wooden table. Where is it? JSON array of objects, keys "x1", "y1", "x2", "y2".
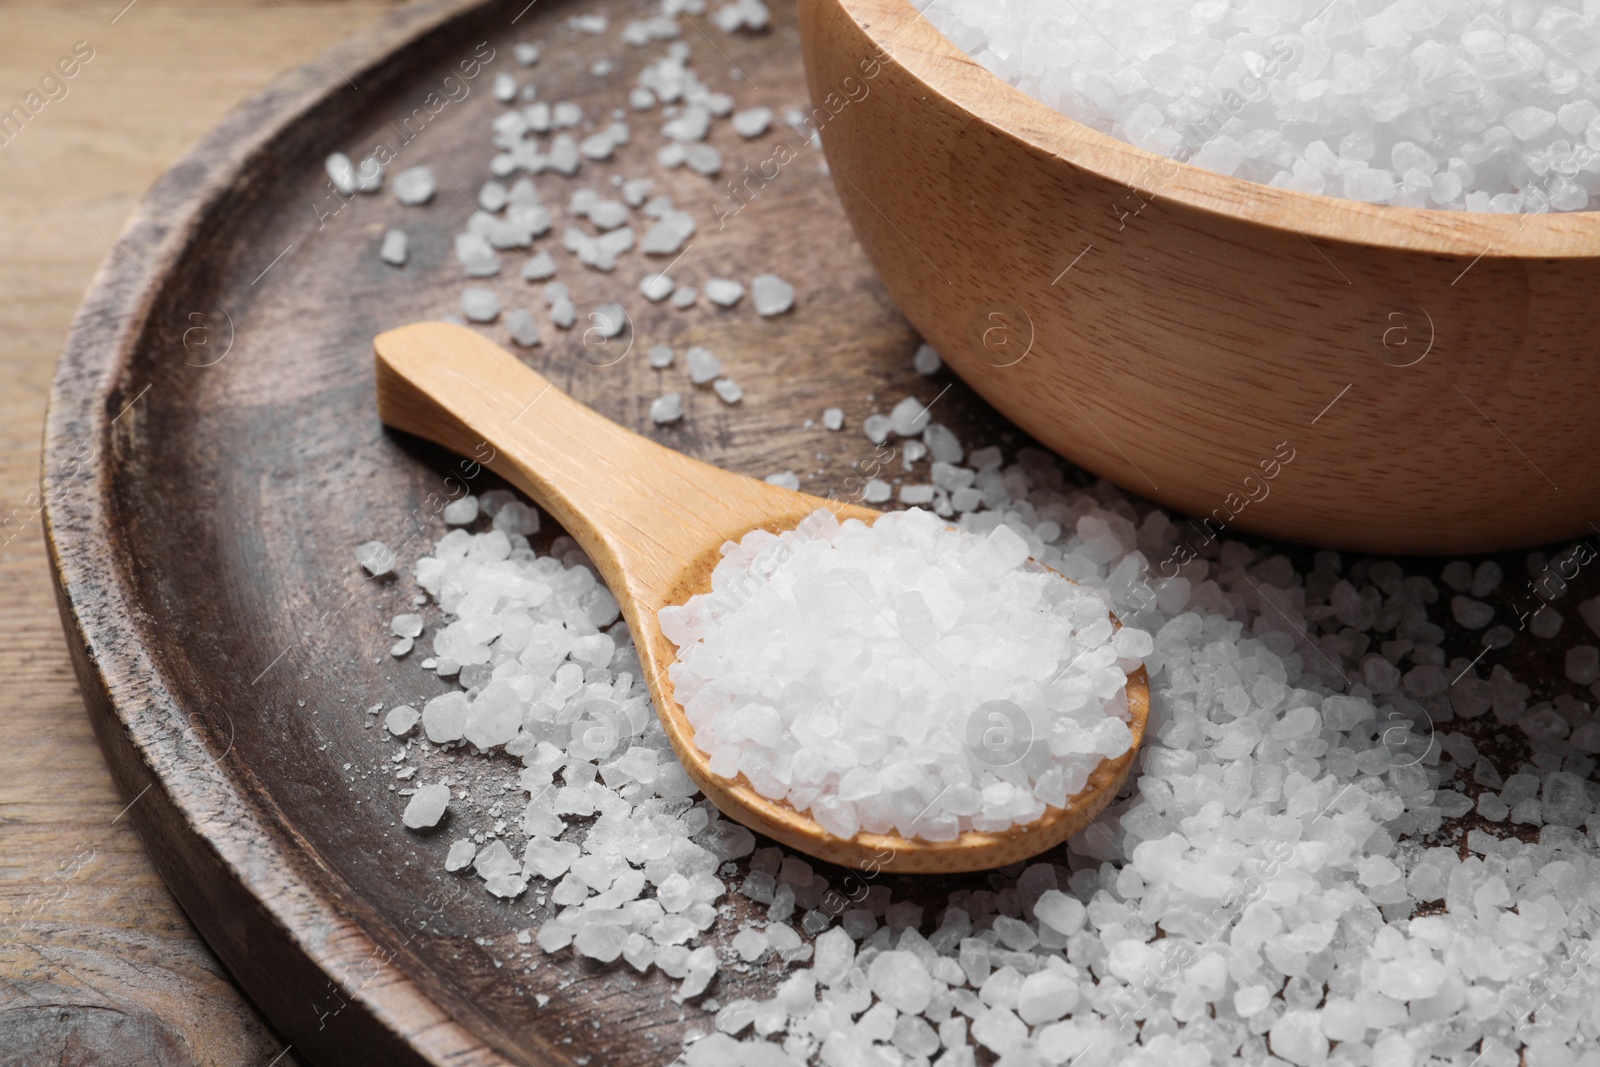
[{"x1": 0, "y1": 4, "x2": 402, "y2": 1060}]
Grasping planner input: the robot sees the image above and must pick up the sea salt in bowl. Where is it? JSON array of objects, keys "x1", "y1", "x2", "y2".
[{"x1": 797, "y1": 0, "x2": 1600, "y2": 555}]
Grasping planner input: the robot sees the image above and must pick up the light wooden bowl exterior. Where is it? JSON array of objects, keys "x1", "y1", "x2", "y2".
[{"x1": 798, "y1": 0, "x2": 1600, "y2": 555}]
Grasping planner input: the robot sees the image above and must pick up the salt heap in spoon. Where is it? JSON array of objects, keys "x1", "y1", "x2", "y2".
[{"x1": 659, "y1": 507, "x2": 1150, "y2": 840}]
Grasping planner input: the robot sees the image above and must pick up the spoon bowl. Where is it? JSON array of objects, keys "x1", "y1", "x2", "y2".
[{"x1": 375, "y1": 321, "x2": 1147, "y2": 872}]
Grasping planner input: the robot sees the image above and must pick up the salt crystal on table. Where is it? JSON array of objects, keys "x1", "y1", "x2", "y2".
[
  {"x1": 1452, "y1": 596, "x2": 1494, "y2": 629},
  {"x1": 443, "y1": 496, "x2": 478, "y2": 525},
  {"x1": 355, "y1": 540, "x2": 395, "y2": 576},
  {"x1": 384, "y1": 704, "x2": 420, "y2": 736},
  {"x1": 750, "y1": 274, "x2": 794, "y2": 316},
  {"x1": 589, "y1": 304, "x2": 628, "y2": 341},
  {"x1": 713, "y1": 378, "x2": 742, "y2": 404},
  {"x1": 513, "y1": 41, "x2": 538, "y2": 66},
  {"x1": 1270, "y1": 1010, "x2": 1327, "y2": 1067},
  {"x1": 393, "y1": 165, "x2": 436, "y2": 205},
  {"x1": 671, "y1": 286, "x2": 697, "y2": 309},
  {"x1": 521, "y1": 250, "x2": 557, "y2": 281},
  {"x1": 1017, "y1": 971, "x2": 1075, "y2": 1024},
  {"x1": 863, "y1": 414, "x2": 891, "y2": 444},
  {"x1": 403, "y1": 783, "x2": 451, "y2": 829},
  {"x1": 422, "y1": 692, "x2": 467, "y2": 743},
  {"x1": 685, "y1": 144, "x2": 721, "y2": 175},
  {"x1": 649, "y1": 344, "x2": 674, "y2": 369},
  {"x1": 863, "y1": 479, "x2": 891, "y2": 503},
  {"x1": 575, "y1": 925, "x2": 628, "y2": 962},
  {"x1": 704, "y1": 278, "x2": 744, "y2": 307},
  {"x1": 732, "y1": 107, "x2": 772, "y2": 138},
  {"x1": 506, "y1": 308, "x2": 541, "y2": 347},
  {"x1": 889, "y1": 396, "x2": 930, "y2": 436},
  {"x1": 479, "y1": 180, "x2": 509, "y2": 212},
  {"x1": 641, "y1": 211, "x2": 696, "y2": 254},
  {"x1": 686, "y1": 347, "x2": 723, "y2": 384},
  {"x1": 913, "y1": 342, "x2": 941, "y2": 375},
  {"x1": 547, "y1": 134, "x2": 580, "y2": 175},
  {"x1": 715, "y1": 0, "x2": 771, "y2": 32},
  {"x1": 651, "y1": 394, "x2": 684, "y2": 424},
  {"x1": 663, "y1": 106, "x2": 712, "y2": 142},
  {"x1": 325, "y1": 152, "x2": 358, "y2": 196},
  {"x1": 461, "y1": 287, "x2": 500, "y2": 323},
  {"x1": 444, "y1": 839, "x2": 476, "y2": 872},
  {"x1": 380, "y1": 229, "x2": 409, "y2": 266},
  {"x1": 589, "y1": 199, "x2": 629, "y2": 229},
  {"x1": 822, "y1": 407, "x2": 843, "y2": 431},
  {"x1": 549, "y1": 294, "x2": 576, "y2": 329},
  {"x1": 764, "y1": 471, "x2": 799, "y2": 490},
  {"x1": 1032, "y1": 890, "x2": 1086, "y2": 936},
  {"x1": 1566, "y1": 645, "x2": 1600, "y2": 685},
  {"x1": 640, "y1": 272, "x2": 675, "y2": 302},
  {"x1": 454, "y1": 233, "x2": 496, "y2": 278}
]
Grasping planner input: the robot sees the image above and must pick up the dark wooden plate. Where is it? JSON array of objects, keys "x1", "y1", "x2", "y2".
[
  {"x1": 41, "y1": 0, "x2": 1035, "y2": 1062},
  {"x1": 41, "y1": 0, "x2": 1596, "y2": 1064}
]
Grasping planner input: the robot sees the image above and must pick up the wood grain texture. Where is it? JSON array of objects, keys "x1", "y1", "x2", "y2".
[
  {"x1": 375, "y1": 321, "x2": 1149, "y2": 872},
  {"x1": 0, "y1": 4, "x2": 405, "y2": 1064},
  {"x1": 799, "y1": 0, "x2": 1600, "y2": 556}
]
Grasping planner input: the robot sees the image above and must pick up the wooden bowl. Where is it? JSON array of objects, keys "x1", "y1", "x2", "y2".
[{"x1": 798, "y1": 0, "x2": 1600, "y2": 555}]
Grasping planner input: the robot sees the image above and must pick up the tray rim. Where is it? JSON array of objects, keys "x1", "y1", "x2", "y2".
[{"x1": 40, "y1": 1, "x2": 544, "y2": 1063}]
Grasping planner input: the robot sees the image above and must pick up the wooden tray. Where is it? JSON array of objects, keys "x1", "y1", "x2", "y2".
[
  {"x1": 41, "y1": 0, "x2": 1032, "y2": 1062},
  {"x1": 41, "y1": 0, "x2": 1592, "y2": 1064}
]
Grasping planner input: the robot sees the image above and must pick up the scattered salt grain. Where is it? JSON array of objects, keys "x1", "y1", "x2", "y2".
[
  {"x1": 403, "y1": 783, "x2": 451, "y2": 829},
  {"x1": 763, "y1": 471, "x2": 799, "y2": 490},
  {"x1": 461, "y1": 287, "x2": 501, "y2": 323},
  {"x1": 445, "y1": 839, "x2": 476, "y2": 871},
  {"x1": 651, "y1": 394, "x2": 683, "y2": 424},
  {"x1": 521, "y1": 251, "x2": 560, "y2": 281},
  {"x1": 889, "y1": 396, "x2": 931, "y2": 436},
  {"x1": 384, "y1": 704, "x2": 420, "y2": 737},
  {"x1": 355, "y1": 540, "x2": 396, "y2": 576},
  {"x1": 506, "y1": 308, "x2": 541, "y2": 348},
  {"x1": 731, "y1": 107, "x2": 772, "y2": 138},
  {"x1": 380, "y1": 229, "x2": 409, "y2": 266},
  {"x1": 641, "y1": 211, "x2": 696, "y2": 255},
  {"x1": 393, "y1": 165, "x2": 436, "y2": 205},
  {"x1": 912, "y1": 342, "x2": 941, "y2": 375},
  {"x1": 443, "y1": 496, "x2": 479, "y2": 525},
  {"x1": 749, "y1": 274, "x2": 794, "y2": 316},
  {"x1": 822, "y1": 407, "x2": 843, "y2": 431},
  {"x1": 686, "y1": 346, "x2": 723, "y2": 384},
  {"x1": 649, "y1": 344, "x2": 675, "y2": 369},
  {"x1": 712, "y1": 378, "x2": 742, "y2": 404},
  {"x1": 703, "y1": 278, "x2": 744, "y2": 307}
]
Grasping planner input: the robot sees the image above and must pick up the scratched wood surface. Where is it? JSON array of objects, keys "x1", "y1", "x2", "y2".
[{"x1": 30, "y1": 0, "x2": 1600, "y2": 1065}]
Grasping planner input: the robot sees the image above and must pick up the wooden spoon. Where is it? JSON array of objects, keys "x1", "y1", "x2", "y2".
[{"x1": 374, "y1": 321, "x2": 1148, "y2": 873}]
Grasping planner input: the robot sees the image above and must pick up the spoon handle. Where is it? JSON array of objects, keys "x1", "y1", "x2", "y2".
[{"x1": 374, "y1": 321, "x2": 772, "y2": 607}]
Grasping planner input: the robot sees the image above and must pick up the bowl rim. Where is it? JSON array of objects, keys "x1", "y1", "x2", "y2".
[{"x1": 834, "y1": 0, "x2": 1600, "y2": 259}]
